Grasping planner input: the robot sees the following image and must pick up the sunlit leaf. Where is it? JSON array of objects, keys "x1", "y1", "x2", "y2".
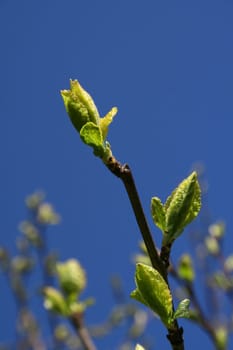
[
  {"x1": 173, "y1": 298, "x2": 190, "y2": 320},
  {"x1": 163, "y1": 172, "x2": 201, "y2": 245},
  {"x1": 151, "y1": 197, "x2": 166, "y2": 231},
  {"x1": 100, "y1": 106, "x2": 117, "y2": 140},
  {"x1": 80, "y1": 122, "x2": 105, "y2": 157},
  {"x1": 131, "y1": 263, "x2": 173, "y2": 327}
]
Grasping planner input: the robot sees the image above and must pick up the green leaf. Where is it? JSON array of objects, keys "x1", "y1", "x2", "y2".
[
  {"x1": 163, "y1": 171, "x2": 201, "y2": 245},
  {"x1": 100, "y1": 106, "x2": 118, "y2": 140},
  {"x1": 80, "y1": 122, "x2": 105, "y2": 157},
  {"x1": 173, "y1": 299, "x2": 190, "y2": 320},
  {"x1": 151, "y1": 197, "x2": 166, "y2": 231},
  {"x1": 131, "y1": 288, "x2": 149, "y2": 307},
  {"x1": 131, "y1": 263, "x2": 173, "y2": 327}
]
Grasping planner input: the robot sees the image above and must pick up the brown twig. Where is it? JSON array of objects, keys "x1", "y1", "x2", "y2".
[
  {"x1": 70, "y1": 312, "x2": 97, "y2": 350},
  {"x1": 106, "y1": 156, "x2": 184, "y2": 350},
  {"x1": 106, "y1": 157, "x2": 167, "y2": 281}
]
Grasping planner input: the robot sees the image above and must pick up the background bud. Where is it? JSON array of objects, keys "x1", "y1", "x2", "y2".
[
  {"x1": 178, "y1": 254, "x2": 195, "y2": 282},
  {"x1": 56, "y1": 259, "x2": 86, "y2": 297},
  {"x1": 43, "y1": 287, "x2": 68, "y2": 315}
]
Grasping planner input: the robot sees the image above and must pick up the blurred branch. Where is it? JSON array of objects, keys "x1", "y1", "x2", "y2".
[
  {"x1": 70, "y1": 312, "x2": 97, "y2": 350},
  {"x1": 170, "y1": 263, "x2": 227, "y2": 350}
]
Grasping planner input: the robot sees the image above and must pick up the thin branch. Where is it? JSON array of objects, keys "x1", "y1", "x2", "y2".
[
  {"x1": 106, "y1": 157, "x2": 167, "y2": 281},
  {"x1": 186, "y1": 283, "x2": 218, "y2": 340},
  {"x1": 70, "y1": 312, "x2": 97, "y2": 350},
  {"x1": 106, "y1": 156, "x2": 184, "y2": 350},
  {"x1": 170, "y1": 265, "x2": 221, "y2": 349}
]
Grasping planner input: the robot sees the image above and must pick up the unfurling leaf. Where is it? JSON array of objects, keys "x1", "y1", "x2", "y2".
[
  {"x1": 80, "y1": 122, "x2": 105, "y2": 157},
  {"x1": 61, "y1": 79, "x2": 117, "y2": 161},
  {"x1": 163, "y1": 171, "x2": 201, "y2": 245},
  {"x1": 151, "y1": 197, "x2": 166, "y2": 231},
  {"x1": 173, "y1": 299, "x2": 190, "y2": 320},
  {"x1": 100, "y1": 106, "x2": 118, "y2": 140},
  {"x1": 131, "y1": 263, "x2": 173, "y2": 327}
]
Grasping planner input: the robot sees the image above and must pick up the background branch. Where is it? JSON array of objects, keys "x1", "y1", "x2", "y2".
[{"x1": 70, "y1": 312, "x2": 97, "y2": 350}]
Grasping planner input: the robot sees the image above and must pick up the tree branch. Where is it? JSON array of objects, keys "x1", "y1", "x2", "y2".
[
  {"x1": 106, "y1": 156, "x2": 184, "y2": 350},
  {"x1": 70, "y1": 312, "x2": 97, "y2": 350},
  {"x1": 106, "y1": 157, "x2": 166, "y2": 280}
]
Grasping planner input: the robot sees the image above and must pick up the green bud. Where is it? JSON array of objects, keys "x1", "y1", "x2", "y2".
[
  {"x1": 19, "y1": 221, "x2": 41, "y2": 246},
  {"x1": 37, "y1": 203, "x2": 60, "y2": 225},
  {"x1": 25, "y1": 191, "x2": 44, "y2": 210},
  {"x1": 56, "y1": 259, "x2": 86, "y2": 298},
  {"x1": 54, "y1": 324, "x2": 69, "y2": 342},
  {"x1": 178, "y1": 254, "x2": 195, "y2": 282},
  {"x1": 11, "y1": 256, "x2": 34, "y2": 274},
  {"x1": 61, "y1": 80, "x2": 100, "y2": 133},
  {"x1": 205, "y1": 236, "x2": 219, "y2": 255},
  {"x1": 43, "y1": 287, "x2": 68, "y2": 315},
  {"x1": 61, "y1": 79, "x2": 117, "y2": 159},
  {"x1": 224, "y1": 255, "x2": 233, "y2": 273},
  {"x1": 208, "y1": 221, "x2": 225, "y2": 239},
  {"x1": 215, "y1": 326, "x2": 228, "y2": 350}
]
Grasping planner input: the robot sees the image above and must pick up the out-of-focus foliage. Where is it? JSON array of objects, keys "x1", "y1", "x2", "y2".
[{"x1": 0, "y1": 193, "x2": 153, "y2": 350}]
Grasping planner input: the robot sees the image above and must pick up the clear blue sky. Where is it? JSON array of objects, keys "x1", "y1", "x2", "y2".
[{"x1": 1, "y1": 0, "x2": 233, "y2": 349}]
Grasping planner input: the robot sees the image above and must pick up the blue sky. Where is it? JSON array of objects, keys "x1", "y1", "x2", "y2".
[{"x1": 1, "y1": 0, "x2": 233, "y2": 349}]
